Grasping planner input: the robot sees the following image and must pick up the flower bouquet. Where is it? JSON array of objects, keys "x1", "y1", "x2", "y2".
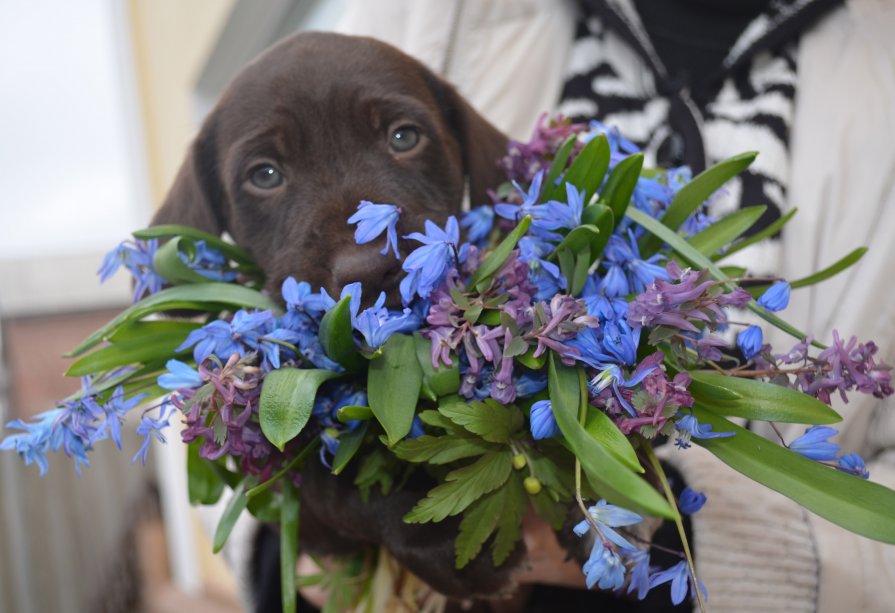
[{"x1": 3, "y1": 118, "x2": 893, "y2": 612}]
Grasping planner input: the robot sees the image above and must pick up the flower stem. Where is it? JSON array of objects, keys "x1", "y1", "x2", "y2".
[
  {"x1": 642, "y1": 443, "x2": 706, "y2": 613},
  {"x1": 246, "y1": 435, "x2": 321, "y2": 497}
]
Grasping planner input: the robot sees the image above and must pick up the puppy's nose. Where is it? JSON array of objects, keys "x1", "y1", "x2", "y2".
[{"x1": 331, "y1": 245, "x2": 403, "y2": 301}]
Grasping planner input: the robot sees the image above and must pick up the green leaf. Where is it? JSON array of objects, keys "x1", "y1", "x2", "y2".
[
  {"x1": 491, "y1": 476, "x2": 526, "y2": 566},
  {"x1": 259, "y1": 368, "x2": 341, "y2": 451},
  {"x1": 693, "y1": 406, "x2": 895, "y2": 544},
  {"x1": 549, "y1": 133, "x2": 610, "y2": 203},
  {"x1": 455, "y1": 485, "x2": 504, "y2": 568},
  {"x1": 332, "y1": 422, "x2": 368, "y2": 475},
  {"x1": 685, "y1": 206, "x2": 766, "y2": 258},
  {"x1": 439, "y1": 396, "x2": 524, "y2": 444},
  {"x1": 187, "y1": 443, "x2": 225, "y2": 505},
  {"x1": 280, "y1": 481, "x2": 300, "y2": 613},
  {"x1": 336, "y1": 405, "x2": 373, "y2": 422},
  {"x1": 318, "y1": 296, "x2": 363, "y2": 370},
  {"x1": 543, "y1": 134, "x2": 578, "y2": 194},
  {"x1": 404, "y1": 451, "x2": 514, "y2": 523},
  {"x1": 572, "y1": 251, "x2": 591, "y2": 296},
  {"x1": 414, "y1": 333, "x2": 460, "y2": 397},
  {"x1": 66, "y1": 283, "x2": 280, "y2": 357},
  {"x1": 580, "y1": 204, "x2": 614, "y2": 264},
  {"x1": 246, "y1": 488, "x2": 281, "y2": 523},
  {"x1": 466, "y1": 216, "x2": 532, "y2": 290},
  {"x1": 641, "y1": 151, "x2": 757, "y2": 255},
  {"x1": 368, "y1": 333, "x2": 423, "y2": 445},
  {"x1": 789, "y1": 247, "x2": 868, "y2": 289},
  {"x1": 548, "y1": 355, "x2": 675, "y2": 518},
  {"x1": 133, "y1": 224, "x2": 257, "y2": 265},
  {"x1": 516, "y1": 348, "x2": 546, "y2": 370},
  {"x1": 599, "y1": 152, "x2": 643, "y2": 223},
  {"x1": 714, "y1": 207, "x2": 797, "y2": 261},
  {"x1": 66, "y1": 324, "x2": 196, "y2": 376},
  {"x1": 153, "y1": 237, "x2": 215, "y2": 285},
  {"x1": 553, "y1": 225, "x2": 600, "y2": 257},
  {"x1": 392, "y1": 433, "x2": 493, "y2": 464},
  {"x1": 689, "y1": 372, "x2": 841, "y2": 424},
  {"x1": 583, "y1": 408, "x2": 643, "y2": 473},
  {"x1": 213, "y1": 479, "x2": 254, "y2": 553}
]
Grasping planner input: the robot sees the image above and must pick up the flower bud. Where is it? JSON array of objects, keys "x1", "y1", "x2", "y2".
[
  {"x1": 524, "y1": 476, "x2": 542, "y2": 495},
  {"x1": 513, "y1": 454, "x2": 527, "y2": 470}
]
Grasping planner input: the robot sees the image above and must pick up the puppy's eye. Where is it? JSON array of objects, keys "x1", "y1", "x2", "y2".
[
  {"x1": 249, "y1": 164, "x2": 284, "y2": 189},
  {"x1": 389, "y1": 126, "x2": 420, "y2": 152}
]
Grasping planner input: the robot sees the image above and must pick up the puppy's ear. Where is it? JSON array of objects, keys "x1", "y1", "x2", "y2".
[
  {"x1": 430, "y1": 77, "x2": 509, "y2": 206},
  {"x1": 151, "y1": 122, "x2": 224, "y2": 234}
]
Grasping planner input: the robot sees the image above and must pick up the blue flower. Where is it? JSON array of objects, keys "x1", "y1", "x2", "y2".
[
  {"x1": 132, "y1": 405, "x2": 175, "y2": 464},
  {"x1": 757, "y1": 281, "x2": 791, "y2": 312},
  {"x1": 158, "y1": 359, "x2": 204, "y2": 391},
  {"x1": 460, "y1": 205, "x2": 495, "y2": 245},
  {"x1": 648, "y1": 560, "x2": 707, "y2": 606},
  {"x1": 837, "y1": 453, "x2": 870, "y2": 479},
  {"x1": 789, "y1": 426, "x2": 840, "y2": 461},
  {"x1": 101, "y1": 387, "x2": 148, "y2": 449},
  {"x1": 355, "y1": 305, "x2": 422, "y2": 350},
  {"x1": 98, "y1": 239, "x2": 165, "y2": 302},
  {"x1": 495, "y1": 170, "x2": 544, "y2": 221},
  {"x1": 532, "y1": 182, "x2": 585, "y2": 235},
  {"x1": 674, "y1": 413, "x2": 735, "y2": 449},
  {"x1": 582, "y1": 540, "x2": 627, "y2": 590},
  {"x1": 737, "y1": 325, "x2": 763, "y2": 359},
  {"x1": 529, "y1": 400, "x2": 559, "y2": 440},
  {"x1": 347, "y1": 201, "x2": 402, "y2": 258},
  {"x1": 0, "y1": 409, "x2": 65, "y2": 475},
  {"x1": 626, "y1": 550, "x2": 652, "y2": 600},
  {"x1": 281, "y1": 277, "x2": 329, "y2": 320},
  {"x1": 401, "y1": 217, "x2": 460, "y2": 302},
  {"x1": 179, "y1": 240, "x2": 237, "y2": 282},
  {"x1": 678, "y1": 487, "x2": 707, "y2": 514}
]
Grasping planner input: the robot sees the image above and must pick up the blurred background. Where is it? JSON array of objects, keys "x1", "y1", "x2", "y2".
[{"x1": 0, "y1": 1, "x2": 348, "y2": 611}]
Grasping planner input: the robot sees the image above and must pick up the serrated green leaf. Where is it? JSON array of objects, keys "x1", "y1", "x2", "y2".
[
  {"x1": 685, "y1": 206, "x2": 766, "y2": 258},
  {"x1": 280, "y1": 481, "x2": 299, "y2": 613},
  {"x1": 583, "y1": 408, "x2": 643, "y2": 472},
  {"x1": 392, "y1": 434, "x2": 493, "y2": 464},
  {"x1": 693, "y1": 406, "x2": 895, "y2": 544},
  {"x1": 600, "y1": 152, "x2": 643, "y2": 223},
  {"x1": 492, "y1": 476, "x2": 526, "y2": 566},
  {"x1": 689, "y1": 372, "x2": 841, "y2": 424},
  {"x1": 66, "y1": 325, "x2": 196, "y2": 376},
  {"x1": 187, "y1": 443, "x2": 225, "y2": 505},
  {"x1": 418, "y1": 409, "x2": 466, "y2": 434},
  {"x1": 354, "y1": 448, "x2": 397, "y2": 502},
  {"x1": 789, "y1": 247, "x2": 868, "y2": 289},
  {"x1": 439, "y1": 397, "x2": 524, "y2": 444},
  {"x1": 318, "y1": 296, "x2": 363, "y2": 370},
  {"x1": 259, "y1": 368, "x2": 341, "y2": 451},
  {"x1": 413, "y1": 333, "x2": 460, "y2": 397},
  {"x1": 66, "y1": 283, "x2": 279, "y2": 357},
  {"x1": 153, "y1": 237, "x2": 215, "y2": 285},
  {"x1": 641, "y1": 151, "x2": 756, "y2": 255},
  {"x1": 714, "y1": 208, "x2": 797, "y2": 262},
  {"x1": 455, "y1": 487, "x2": 504, "y2": 569},
  {"x1": 213, "y1": 479, "x2": 252, "y2": 553},
  {"x1": 368, "y1": 334, "x2": 423, "y2": 445},
  {"x1": 332, "y1": 422, "x2": 368, "y2": 475},
  {"x1": 466, "y1": 216, "x2": 532, "y2": 290},
  {"x1": 549, "y1": 134, "x2": 610, "y2": 203},
  {"x1": 404, "y1": 451, "x2": 514, "y2": 523},
  {"x1": 548, "y1": 355, "x2": 675, "y2": 518}
]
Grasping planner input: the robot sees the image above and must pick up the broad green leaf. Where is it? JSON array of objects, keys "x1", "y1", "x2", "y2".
[
  {"x1": 213, "y1": 479, "x2": 253, "y2": 553},
  {"x1": 368, "y1": 334, "x2": 423, "y2": 445},
  {"x1": 439, "y1": 396, "x2": 524, "y2": 444},
  {"x1": 413, "y1": 333, "x2": 460, "y2": 397},
  {"x1": 599, "y1": 152, "x2": 643, "y2": 223},
  {"x1": 133, "y1": 224, "x2": 257, "y2": 265},
  {"x1": 392, "y1": 433, "x2": 493, "y2": 464},
  {"x1": 466, "y1": 216, "x2": 532, "y2": 290},
  {"x1": 641, "y1": 151, "x2": 756, "y2": 255},
  {"x1": 548, "y1": 355, "x2": 675, "y2": 518},
  {"x1": 336, "y1": 405, "x2": 373, "y2": 422},
  {"x1": 455, "y1": 485, "x2": 504, "y2": 568},
  {"x1": 693, "y1": 406, "x2": 895, "y2": 544},
  {"x1": 66, "y1": 283, "x2": 279, "y2": 357},
  {"x1": 332, "y1": 422, "x2": 368, "y2": 475},
  {"x1": 318, "y1": 296, "x2": 363, "y2": 370},
  {"x1": 553, "y1": 225, "x2": 600, "y2": 257},
  {"x1": 491, "y1": 476, "x2": 526, "y2": 566},
  {"x1": 516, "y1": 348, "x2": 546, "y2": 370},
  {"x1": 259, "y1": 368, "x2": 341, "y2": 451},
  {"x1": 689, "y1": 372, "x2": 841, "y2": 424},
  {"x1": 187, "y1": 443, "x2": 225, "y2": 505},
  {"x1": 550, "y1": 133, "x2": 610, "y2": 203},
  {"x1": 789, "y1": 247, "x2": 868, "y2": 289},
  {"x1": 626, "y1": 207, "x2": 814, "y2": 345},
  {"x1": 543, "y1": 134, "x2": 578, "y2": 194},
  {"x1": 108, "y1": 320, "x2": 201, "y2": 342},
  {"x1": 404, "y1": 451, "x2": 514, "y2": 523},
  {"x1": 66, "y1": 325, "x2": 196, "y2": 376},
  {"x1": 714, "y1": 208, "x2": 797, "y2": 261},
  {"x1": 685, "y1": 206, "x2": 766, "y2": 258},
  {"x1": 246, "y1": 488, "x2": 281, "y2": 523},
  {"x1": 153, "y1": 237, "x2": 214, "y2": 285},
  {"x1": 580, "y1": 204, "x2": 614, "y2": 264},
  {"x1": 583, "y1": 408, "x2": 643, "y2": 472},
  {"x1": 572, "y1": 251, "x2": 590, "y2": 296},
  {"x1": 280, "y1": 481, "x2": 299, "y2": 613}
]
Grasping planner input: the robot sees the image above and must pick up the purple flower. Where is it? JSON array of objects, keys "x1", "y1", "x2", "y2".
[
  {"x1": 648, "y1": 560, "x2": 707, "y2": 606},
  {"x1": 674, "y1": 413, "x2": 734, "y2": 449},
  {"x1": 757, "y1": 281, "x2": 791, "y2": 312},
  {"x1": 678, "y1": 487, "x2": 707, "y2": 514},
  {"x1": 347, "y1": 201, "x2": 402, "y2": 258},
  {"x1": 789, "y1": 426, "x2": 840, "y2": 461},
  {"x1": 529, "y1": 400, "x2": 559, "y2": 439},
  {"x1": 837, "y1": 453, "x2": 870, "y2": 479},
  {"x1": 737, "y1": 325, "x2": 763, "y2": 360},
  {"x1": 158, "y1": 359, "x2": 204, "y2": 391}
]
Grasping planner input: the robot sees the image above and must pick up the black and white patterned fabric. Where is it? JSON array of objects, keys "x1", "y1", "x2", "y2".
[{"x1": 559, "y1": 0, "x2": 841, "y2": 274}]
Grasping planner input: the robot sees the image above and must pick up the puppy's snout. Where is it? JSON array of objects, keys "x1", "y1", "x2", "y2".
[{"x1": 331, "y1": 245, "x2": 403, "y2": 301}]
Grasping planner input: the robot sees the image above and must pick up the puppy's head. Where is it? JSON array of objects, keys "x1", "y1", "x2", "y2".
[{"x1": 153, "y1": 31, "x2": 507, "y2": 300}]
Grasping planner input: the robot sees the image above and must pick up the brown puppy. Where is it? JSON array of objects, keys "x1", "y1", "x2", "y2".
[{"x1": 154, "y1": 32, "x2": 525, "y2": 602}]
